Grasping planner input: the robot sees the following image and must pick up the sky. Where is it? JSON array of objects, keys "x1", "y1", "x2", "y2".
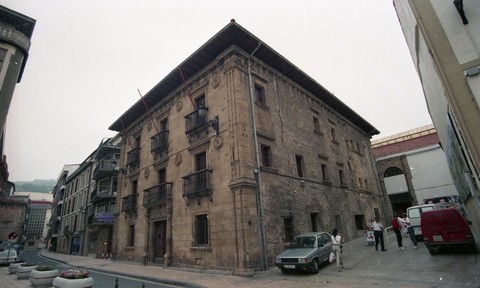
[{"x1": 4, "y1": 1, "x2": 432, "y2": 182}]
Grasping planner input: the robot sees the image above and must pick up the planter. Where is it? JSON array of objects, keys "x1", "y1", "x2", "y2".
[
  {"x1": 16, "y1": 264, "x2": 38, "y2": 279},
  {"x1": 29, "y1": 268, "x2": 59, "y2": 287},
  {"x1": 8, "y1": 262, "x2": 24, "y2": 274},
  {"x1": 52, "y1": 276, "x2": 94, "y2": 288}
]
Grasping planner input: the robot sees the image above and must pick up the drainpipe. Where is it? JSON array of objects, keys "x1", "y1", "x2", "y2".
[{"x1": 247, "y1": 42, "x2": 268, "y2": 270}]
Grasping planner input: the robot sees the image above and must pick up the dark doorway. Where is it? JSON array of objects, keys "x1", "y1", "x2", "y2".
[{"x1": 153, "y1": 221, "x2": 167, "y2": 264}]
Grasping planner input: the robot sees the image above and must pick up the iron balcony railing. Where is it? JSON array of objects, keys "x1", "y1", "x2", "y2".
[
  {"x1": 182, "y1": 169, "x2": 212, "y2": 199},
  {"x1": 143, "y1": 182, "x2": 173, "y2": 208},
  {"x1": 126, "y1": 148, "x2": 141, "y2": 167},
  {"x1": 93, "y1": 159, "x2": 115, "y2": 180},
  {"x1": 121, "y1": 194, "x2": 137, "y2": 212},
  {"x1": 151, "y1": 130, "x2": 169, "y2": 156},
  {"x1": 185, "y1": 107, "x2": 208, "y2": 137}
]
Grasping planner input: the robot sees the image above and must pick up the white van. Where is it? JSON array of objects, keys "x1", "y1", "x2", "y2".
[{"x1": 406, "y1": 204, "x2": 443, "y2": 239}]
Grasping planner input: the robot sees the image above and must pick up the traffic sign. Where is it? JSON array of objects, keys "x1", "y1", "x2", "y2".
[{"x1": 8, "y1": 232, "x2": 17, "y2": 240}]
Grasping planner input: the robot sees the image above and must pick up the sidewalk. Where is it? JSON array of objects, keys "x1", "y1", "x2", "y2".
[{"x1": 0, "y1": 235, "x2": 379, "y2": 288}]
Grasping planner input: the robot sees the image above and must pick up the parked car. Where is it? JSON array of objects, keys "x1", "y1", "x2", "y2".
[
  {"x1": 421, "y1": 207, "x2": 477, "y2": 255},
  {"x1": 274, "y1": 232, "x2": 332, "y2": 274},
  {"x1": 407, "y1": 203, "x2": 443, "y2": 240},
  {"x1": 0, "y1": 249, "x2": 17, "y2": 265}
]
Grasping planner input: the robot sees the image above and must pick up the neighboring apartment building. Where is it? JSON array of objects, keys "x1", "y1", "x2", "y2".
[
  {"x1": 58, "y1": 156, "x2": 93, "y2": 255},
  {"x1": 394, "y1": 1, "x2": 480, "y2": 244},
  {"x1": 0, "y1": 5, "x2": 35, "y2": 199},
  {"x1": 372, "y1": 124, "x2": 460, "y2": 220},
  {"x1": 12, "y1": 191, "x2": 53, "y2": 248},
  {"x1": 49, "y1": 164, "x2": 79, "y2": 252},
  {"x1": 108, "y1": 20, "x2": 381, "y2": 272},
  {"x1": 86, "y1": 137, "x2": 120, "y2": 258}
]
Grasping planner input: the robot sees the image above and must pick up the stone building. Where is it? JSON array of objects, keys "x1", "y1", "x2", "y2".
[
  {"x1": 109, "y1": 20, "x2": 381, "y2": 272},
  {"x1": 372, "y1": 124, "x2": 460, "y2": 220}
]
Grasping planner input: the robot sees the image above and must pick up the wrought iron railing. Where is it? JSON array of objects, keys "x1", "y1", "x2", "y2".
[
  {"x1": 143, "y1": 182, "x2": 173, "y2": 207},
  {"x1": 182, "y1": 169, "x2": 212, "y2": 199},
  {"x1": 121, "y1": 194, "x2": 137, "y2": 212},
  {"x1": 151, "y1": 130, "x2": 169, "y2": 156},
  {"x1": 185, "y1": 107, "x2": 208, "y2": 136},
  {"x1": 126, "y1": 148, "x2": 141, "y2": 167}
]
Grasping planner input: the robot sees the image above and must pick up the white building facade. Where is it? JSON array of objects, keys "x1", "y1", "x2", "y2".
[{"x1": 394, "y1": 0, "x2": 480, "y2": 245}]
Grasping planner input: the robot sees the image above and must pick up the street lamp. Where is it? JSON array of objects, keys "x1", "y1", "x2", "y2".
[
  {"x1": 111, "y1": 157, "x2": 128, "y2": 176},
  {"x1": 197, "y1": 105, "x2": 219, "y2": 136}
]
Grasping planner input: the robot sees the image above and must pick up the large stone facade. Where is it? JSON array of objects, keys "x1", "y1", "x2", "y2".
[{"x1": 110, "y1": 21, "x2": 381, "y2": 272}]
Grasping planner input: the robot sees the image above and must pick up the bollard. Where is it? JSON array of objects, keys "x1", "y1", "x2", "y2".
[{"x1": 114, "y1": 277, "x2": 118, "y2": 288}]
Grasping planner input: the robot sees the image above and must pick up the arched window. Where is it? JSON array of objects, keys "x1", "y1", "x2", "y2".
[{"x1": 384, "y1": 167, "x2": 403, "y2": 178}]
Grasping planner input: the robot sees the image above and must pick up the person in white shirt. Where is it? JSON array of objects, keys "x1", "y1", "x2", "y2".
[
  {"x1": 371, "y1": 216, "x2": 387, "y2": 251},
  {"x1": 331, "y1": 228, "x2": 344, "y2": 272}
]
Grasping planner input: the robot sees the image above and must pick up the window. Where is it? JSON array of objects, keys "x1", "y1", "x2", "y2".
[
  {"x1": 132, "y1": 180, "x2": 138, "y2": 195},
  {"x1": 128, "y1": 225, "x2": 135, "y2": 246},
  {"x1": 384, "y1": 167, "x2": 403, "y2": 177},
  {"x1": 194, "y1": 214, "x2": 209, "y2": 246},
  {"x1": 158, "y1": 168, "x2": 166, "y2": 183},
  {"x1": 313, "y1": 116, "x2": 320, "y2": 131},
  {"x1": 330, "y1": 127, "x2": 336, "y2": 141},
  {"x1": 355, "y1": 215, "x2": 366, "y2": 230},
  {"x1": 284, "y1": 217, "x2": 294, "y2": 242},
  {"x1": 335, "y1": 215, "x2": 342, "y2": 231},
  {"x1": 260, "y1": 144, "x2": 271, "y2": 167},
  {"x1": 321, "y1": 164, "x2": 329, "y2": 181},
  {"x1": 339, "y1": 169, "x2": 346, "y2": 186},
  {"x1": 255, "y1": 84, "x2": 266, "y2": 105},
  {"x1": 295, "y1": 155, "x2": 304, "y2": 177},
  {"x1": 311, "y1": 213, "x2": 319, "y2": 232}
]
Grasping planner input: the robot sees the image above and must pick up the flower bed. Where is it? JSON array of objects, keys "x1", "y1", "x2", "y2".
[{"x1": 52, "y1": 269, "x2": 94, "y2": 288}]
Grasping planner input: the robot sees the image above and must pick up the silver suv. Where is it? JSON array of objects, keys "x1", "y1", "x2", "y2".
[{"x1": 274, "y1": 232, "x2": 333, "y2": 274}]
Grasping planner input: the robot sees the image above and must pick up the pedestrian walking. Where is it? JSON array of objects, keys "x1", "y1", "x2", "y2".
[
  {"x1": 371, "y1": 216, "x2": 387, "y2": 251},
  {"x1": 402, "y1": 213, "x2": 418, "y2": 249},
  {"x1": 331, "y1": 228, "x2": 344, "y2": 272},
  {"x1": 391, "y1": 216, "x2": 404, "y2": 249}
]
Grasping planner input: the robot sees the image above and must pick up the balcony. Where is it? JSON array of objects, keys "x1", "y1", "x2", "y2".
[
  {"x1": 126, "y1": 148, "x2": 141, "y2": 167},
  {"x1": 185, "y1": 107, "x2": 209, "y2": 141},
  {"x1": 93, "y1": 159, "x2": 115, "y2": 180},
  {"x1": 182, "y1": 169, "x2": 213, "y2": 203},
  {"x1": 90, "y1": 184, "x2": 117, "y2": 204},
  {"x1": 121, "y1": 194, "x2": 137, "y2": 212},
  {"x1": 143, "y1": 182, "x2": 173, "y2": 208},
  {"x1": 151, "y1": 130, "x2": 169, "y2": 157}
]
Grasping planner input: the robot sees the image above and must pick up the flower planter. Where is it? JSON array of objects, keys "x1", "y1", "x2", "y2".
[
  {"x1": 29, "y1": 268, "x2": 59, "y2": 287},
  {"x1": 52, "y1": 276, "x2": 94, "y2": 288},
  {"x1": 16, "y1": 264, "x2": 38, "y2": 279},
  {"x1": 8, "y1": 262, "x2": 24, "y2": 274}
]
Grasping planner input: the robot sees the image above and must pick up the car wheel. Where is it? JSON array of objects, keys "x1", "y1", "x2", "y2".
[{"x1": 310, "y1": 259, "x2": 319, "y2": 274}]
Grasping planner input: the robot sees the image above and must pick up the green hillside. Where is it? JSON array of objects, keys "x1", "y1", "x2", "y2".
[{"x1": 14, "y1": 179, "x2": 56, "y2": 193}]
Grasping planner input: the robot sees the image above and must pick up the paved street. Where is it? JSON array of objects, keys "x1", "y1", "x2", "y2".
[{"x1": 1, "y1": 235, "x2": 479, "y2": 288}]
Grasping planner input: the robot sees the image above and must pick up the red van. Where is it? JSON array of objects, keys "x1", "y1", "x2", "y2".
[{"x1": 421, "y1": 208, "x2": 477, "y2": 255}]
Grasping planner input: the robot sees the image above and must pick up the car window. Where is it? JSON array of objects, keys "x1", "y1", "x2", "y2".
[
  {"x1": 408, "y1": 208, "x2": 420, "y2": 219},
  {"x1": 321, "y1": 233, "x2": 331, "y2": 243},
  {"x1": 421, "y1": 207, "x2": 434, "y2": 213},
  {"x1": 290, "y1": 236, "x2": 316, "y2": 248}
]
